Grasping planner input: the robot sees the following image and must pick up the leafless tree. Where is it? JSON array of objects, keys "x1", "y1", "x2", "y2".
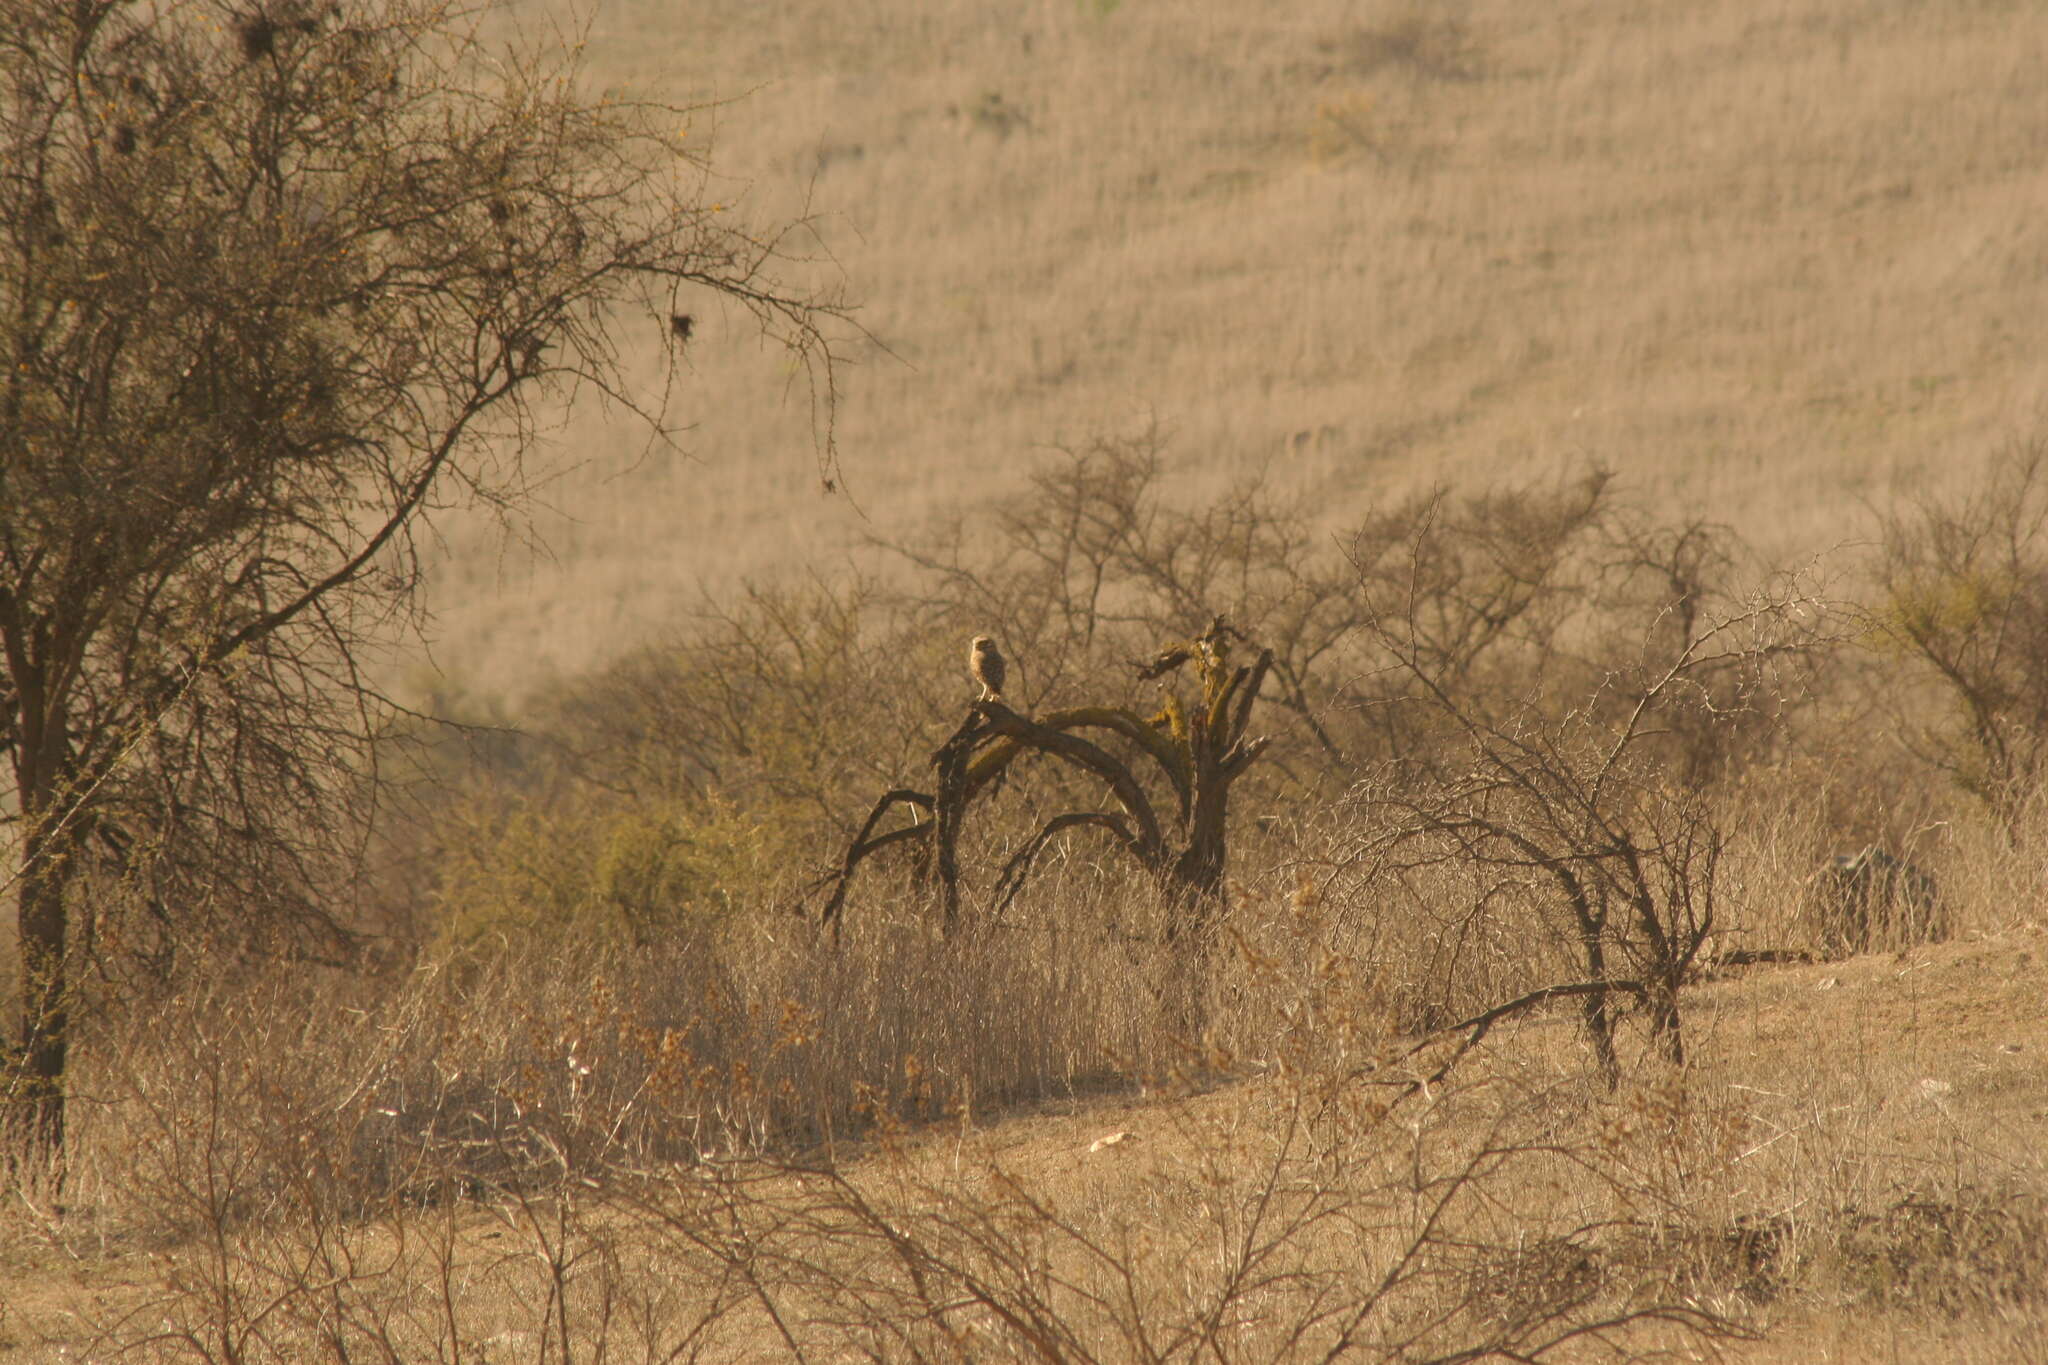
[
  {"x1": 876, "y1": 436, "x2": 1622, "y2": 794},
  {"x1": 1350, "y1": 519, "x2": 1831, "y2": 1082},
  {"x1": 0, "y1": 0, "x2": 852, "y2": 1161}
]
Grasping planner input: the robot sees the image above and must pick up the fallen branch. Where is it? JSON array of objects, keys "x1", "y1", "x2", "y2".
[{"x1": 1697, "y1": 948, "x2": 1815, "y2": 971}]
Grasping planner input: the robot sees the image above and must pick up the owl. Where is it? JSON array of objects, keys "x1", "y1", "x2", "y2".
[{"x1": 969, "y1": 635, "x2": 1007, "y2": 703}]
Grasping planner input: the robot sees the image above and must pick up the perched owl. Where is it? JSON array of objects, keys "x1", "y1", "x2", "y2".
[{"x1": 969, "y1": 635, "x2": 1007, "y2": 703}]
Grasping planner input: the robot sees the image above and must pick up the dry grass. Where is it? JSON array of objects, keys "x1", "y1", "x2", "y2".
[
  {"x1": 9, "y1": 1, "x2": 2048, "y2": 1359},
  {"x1": 426, "y1": 0, "x2": 2048, "y2": 703},
  {"x1": 5, "y1": 796, "x2": 2047, "y2": 1360}
]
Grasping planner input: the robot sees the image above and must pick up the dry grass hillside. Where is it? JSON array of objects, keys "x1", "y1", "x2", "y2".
[
  {"x1": 426, "y1": 0, "x2": 2048, "y2": 701},
  {"x1": 10, "y1": 3, "x2": 2048, "y2": 1361}
]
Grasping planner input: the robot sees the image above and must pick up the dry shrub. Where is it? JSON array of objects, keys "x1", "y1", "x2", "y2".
[
  {"x1": 45, "y1": 874, "x2": 1178, "y2": 1233},
  {"x1": 0, "y1": 882, "x2": 1170, "y2": 1357},
  {"x1": 7, "y1": 845, "x2": 1787, "y2": 1360},
  {"x1": 1221, "y1": 842, "x2": 1562, "y2": 1050},
  {"x1": 147, "y1": 1036, "x2": 1741, "y2": 1356},
  {"x1": 1827, "y1": 1186, "x2": 2048, "y2": 1316},
  {"x1": 29, "y1": 450, "x2": 2048, "y2": 1358},
  {"x1": 1922, "y1": 785, "x2": 2048, "y2": 939},
  {"x1": 1870, "y1": 438, "x2": 2048, "y2": 822},
  {"x1": 511, "y1": 441, "x2": 1808, "y2": 903},
  {"x1": 65, "y1": 1057, "x2": 1759, "y2": 1361},
  {"x1": 1699, "y1": 767, "x2": 1838, "y2": 957},
  {"x1": 1708, "y1": 750, "x2": 2048, "y2": 965}
]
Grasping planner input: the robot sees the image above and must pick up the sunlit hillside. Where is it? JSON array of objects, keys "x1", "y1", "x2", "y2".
[{"x1": 423, "y1": 0, "x2": 2048, "y2": 702}]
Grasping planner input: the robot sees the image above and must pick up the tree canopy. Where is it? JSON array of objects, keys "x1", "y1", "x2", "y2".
[{"x1": 0, "y1": 0, "x2": 850, "y2": 1156}]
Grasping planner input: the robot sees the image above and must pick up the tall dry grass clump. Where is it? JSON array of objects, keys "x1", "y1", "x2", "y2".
[
  {"x1": 24, "y1": 907, "x2": 1786, "y2": 1362},
  {"x1": 49, "y1": 880, "x2": 1179, "y2": 1228}
]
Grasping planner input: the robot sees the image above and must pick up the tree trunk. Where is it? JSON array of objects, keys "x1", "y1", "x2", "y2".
[
  {"x1": 1646, "y1": 976, "x2": 1684, "y2": 1067},
  {"x1": 928, "y1": 712, "x2": 989, "y2": 937},
  {"x1": 1549, "y1": 868, "x2": 1620, "y2": 1089},
  {"x1": 1167, "y1": 780, "x2": 1229, "y2": 945},
  {"x1": 1621, "y1": 878, "x2": 1687, "y2": 1067},
  {"x1": 1575, "y1": 921, "x2": 1620, "y2": 1090},
  {"x1": 10, "y1": 811, "x2": 72, "y2": 1162}
]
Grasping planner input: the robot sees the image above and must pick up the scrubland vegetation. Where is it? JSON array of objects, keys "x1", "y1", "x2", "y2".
[
  {"x1": 8, "y1": 0, "x2": 2048, "y2": 1361},
  {"x1": 10, "y1": 432, "x2": 2048, "y2": 1360}
]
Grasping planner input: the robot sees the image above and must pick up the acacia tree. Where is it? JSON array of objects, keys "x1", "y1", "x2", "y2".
[{"x1": 0, "y1": 0, "x2": 848, "y2": 1158}]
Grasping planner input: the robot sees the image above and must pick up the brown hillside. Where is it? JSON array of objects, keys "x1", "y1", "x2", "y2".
[{"x1": 424, "y1": 0, "x2": 2048, "y2": 703}]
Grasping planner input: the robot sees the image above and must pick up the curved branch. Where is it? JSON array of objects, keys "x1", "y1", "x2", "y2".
[
  {"x1": 1227, "y1": 648, "x2": 1275, "y2": 748},
  {"x1": 1221, "y1": 733, "x2": 1272, "y2": 779},
  {"x1": 992, "y1": 812, "x2": 1141, "y2": 913},
  {"x1": 966, "y1": 704, "x2": 1191, "y2": 817},
  {"x1": 971, "y1": 702, "x2": 1168, "y2": 864},
  {"x1": 818, "y1": 787, "x2": 933, "y2": 931}
]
